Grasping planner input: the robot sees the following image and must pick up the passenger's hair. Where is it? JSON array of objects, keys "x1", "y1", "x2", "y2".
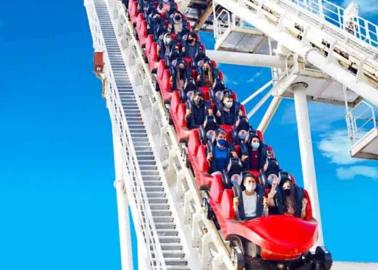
[
  {"x1": 215, "y1": 128, "x2": 226, "y2": 137},
  {"x1": 242, "y1": 172, "x2": 256, "y2": 181}
]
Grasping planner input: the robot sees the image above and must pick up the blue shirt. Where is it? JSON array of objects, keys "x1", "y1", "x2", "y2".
[{"x1": 213, "y1": 146, "x2": 229, "y2": 172}]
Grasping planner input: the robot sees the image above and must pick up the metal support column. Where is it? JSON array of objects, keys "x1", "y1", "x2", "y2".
[
  {"x1": 292, "y1": 82, "x2": 324, "y2": 246},
  {"x1": 257, "y1": 96, "x2": 282, "y2": 133},
  {"x1": 114, "y1": 180, "x2": 134, "y2": 270},
  {"x1": 112, "y1": 119, "x2": 134, "y2": 270}
]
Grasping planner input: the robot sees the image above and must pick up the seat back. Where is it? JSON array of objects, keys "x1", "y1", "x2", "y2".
[
  {"x1": 128, "y1": 0, "x2": 138, "y2": 21},
  {"x1": 144, "y1": 34, "x2": 154, "y2": 55},
  {"x1": 162, "y1": 69, "x2": 172, "y2": 92},
  {"x1": 157, "y1": 60, "x2": 166, "y2": 81},
  {"x1": 177, "y1": 103, "x2": 187, "y2": 127},
  {"x1": 188, "y1": 129, "x2": 201, "y2": 157},
  {"x1": 256, "y1": 130, "x2": 264, "y2": 143},
  {"x1": 221, "y1": 189, "x2": 236, "y2": 219},
  {"x1": 240, "y1": 104, "x2": 247, "y2": 117},
  {"x1": 303, "y1": 189, "x2": 313, "y2": 220},
  {"x1": 199, "y1": 86, "x2": 210, "y2": 100},
  {"x1": 148, "y1": 42, "x2": 158, "y2": 70},
  {"x1": 197, "y1": 145, "x2": 209, "y2": 173},
  {"x1": 169, "y1": 91, "x2": 180, "y2": 116},
  {"x1": 209, "y1": 173, "x2": 224, "y2": 203}
]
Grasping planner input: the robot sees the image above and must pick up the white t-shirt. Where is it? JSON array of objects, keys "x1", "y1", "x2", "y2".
[{"x1": 242, "y1": 191, "x2": 257, "y2": 218}]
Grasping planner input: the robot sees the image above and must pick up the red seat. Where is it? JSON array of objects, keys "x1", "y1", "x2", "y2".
[
  {"x1": 231, "y1": 91, "x2": 238, "y2": 101},
  {"x1": 157, "y1": 60, "x2": 166, "y2": 82},
  {"x1": 221, "y1": 189, "x2": 236, "y2": 220},
  {"x1": 169, "y1": 91, "x2": 180, "y2": 116},
  {"x1": 303, "y1": 190, "x2": 313, "y2": 221},
  {"x1": 137, "y1": 19, "x2": 148, "y2": 47},
  {"x1": 218, "y1": 71, "x2": 224, "y2": 81},
  {"x1": 159, "y1": 69, "x2": 173, "y2": 103},
  {"x1": 245, "y1": 170, "x2": 260, "y2": 183},
  {"x1": 128, "y1": 0, "x2": 139, "y2": 24},
  {"x1": 148, "y1": 43, "x2": 158, "y2": 71},
  {"x1": 197, "y1": 145, "x2": 209, "y2": 173},
  {"x1": 144, "y1": 35, "x2": 154, "y2": 56},
  {"x1": 219, "y1": 124, "x2": 233, "y2": 142},
  {"x1": 209, "y1": 173, "x2": 224, "y2": 203},
  {"x1": 199, "y1": 86, "x2": 210, "y2": 100},
  {"x1": 170, "y1": 92, "x2": 190, "y2": 142},
  {"x1": 188, "y1": 129, "x2": 200, "y2": 158},
  {"x1": 256, "y1": 130, "x2": 264, "y2": 143},
  {"x1": 193, "y1": 145, "x2": 212, "y2": 189},
  {"x1": 240, "y1": 104, "x2": 247, "y2": 117}
]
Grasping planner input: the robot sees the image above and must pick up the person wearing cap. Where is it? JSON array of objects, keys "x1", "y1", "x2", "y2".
[
  {"x1": 215, "y1": 92, "x2": 243, "y2": 125},
  {"x1": 233, "y1": 173, "x2": 264, "y2": 220},
  {"x1": 185, "y1": 91, "x2": 211, "y2": 129},
  {"x1": 240, "y1": 135, "x2": 267, "y2": 171},
  {"x1": 207, "y1": 129, "x2": 238, "y2": 173}
]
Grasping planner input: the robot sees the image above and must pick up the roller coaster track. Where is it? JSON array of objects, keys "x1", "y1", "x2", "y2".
[{"x1": 84, "y1": 0, "x2": 378, "y2": 268}]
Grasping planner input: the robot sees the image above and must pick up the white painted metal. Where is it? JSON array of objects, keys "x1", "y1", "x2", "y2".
[
  {"x1": 84, "y1": 0, "x2": 378, "y2": 268},
  {"x1": 247, "y1": 89, "x2": 273, "y2": 119},
  {"x1": 213, "y1": 0, "x2": 378, "y2": 107},
  {"x1": 241, "y1": 80, "x2": 273, "y2": 106},
  {"x1": 84, "y1": 0, "x2": 237, "y2": 269},
  {"x1": 206, "y1": 50, "x2": 285, "y2": 68},
  {"x1": 292, "y1": 82, "x2": 323, "y2": 246},
  {"x1": 333, "y1": 262, "x2": 378, "y2": 270},
  {"x1": 114, "y1": 180, "x2": 134, "y2": 270},
  {"x1": 85, "y1": 0, "x2": 192, "y2": 269},
  {"x1": 347, "y1": 100, "x2": 377, "y2": 143},
  {"x1": 257, "y1": 96, "x2": 282, "y2": 133}
]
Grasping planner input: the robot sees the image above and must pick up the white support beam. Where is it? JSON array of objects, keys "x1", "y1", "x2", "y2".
[
  {"x1": 292, "y1": 82, "x2": 324, "y2": 246},
  {"x1": 247, "y1": 89, "x2": 273, "y2": 119},
  {"x1": 242, "y1": 80, "x2": 273, "y2": 106},
  {"x1": 206, "y1": 50, "x2": 286, "y2": 68},
  {"x1": 213, "y1": 0, "x2": 378, "y2": 107},
  {"x1": 114, "y1": 180, "x2": 134, "y2": 270},
  {"x1": 305, "y1": 50, "x2": 378, "y2": 108},
  {"x1": 112, "y1": 125, "x2": 134, "y2": 270},
  {"x1": 257, "y1": 95, "x2": 282, "y2": 133}
]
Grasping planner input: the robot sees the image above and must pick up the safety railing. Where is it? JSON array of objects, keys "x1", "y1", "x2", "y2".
[
  {"x1": 289, "y1": 0, "x2": 378, "y2": 48},
  {"x1": 86, "y1": 0, "x2": 168, "y2": 268},
  {"x1": 346, "y1": 100, "x2": 377, "y2": 143},
  {"x1": 214, "y1": 8, "x2": 232, "y2": 38}
]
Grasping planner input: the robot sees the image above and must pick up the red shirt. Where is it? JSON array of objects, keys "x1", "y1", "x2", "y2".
[{"x1": 250, "y1": 150, "x2": 259, "y2": 170}]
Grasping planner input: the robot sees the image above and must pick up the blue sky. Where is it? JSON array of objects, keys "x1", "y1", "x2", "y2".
[{"x1": 0, "y1": 0, "x2": 377, "y2": 269}]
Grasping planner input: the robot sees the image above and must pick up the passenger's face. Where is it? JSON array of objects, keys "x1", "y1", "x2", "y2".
[
  {"x1": 217, "y1": 133, "x2": 226, "y2": 141},
  {"x1": 245, "y1": 177, "x2": 256, "y2": 186},
  {"x1": 283, "y1": 181, "x2": 291, "y2": 190},
  {"x1": 251, "y1": 137, "x2": 260, "y2": 145}
]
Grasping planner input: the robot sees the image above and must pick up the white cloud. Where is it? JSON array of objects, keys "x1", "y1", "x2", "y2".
[
  {"x1": 318, "y1": 130, "x2": 378, "y2": 181},
  {"x1": 247, "y1": 71, "x2": 262, "y2": 84},
  {"x1": 281, "y1": 102, "x2": 345, "y2": 132},
  {"x1": 336, "y1": 166, "x2": 378, "y2": 180},
  {"x1": 343, "y1": 0, "x2": 378, "y2": 15},
  {"x1": 317, "y1": 130, "x2": 357, "y2": 165},
  {"x1": 222, "y1": 73, "x2": 239, "y2": 86}
]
